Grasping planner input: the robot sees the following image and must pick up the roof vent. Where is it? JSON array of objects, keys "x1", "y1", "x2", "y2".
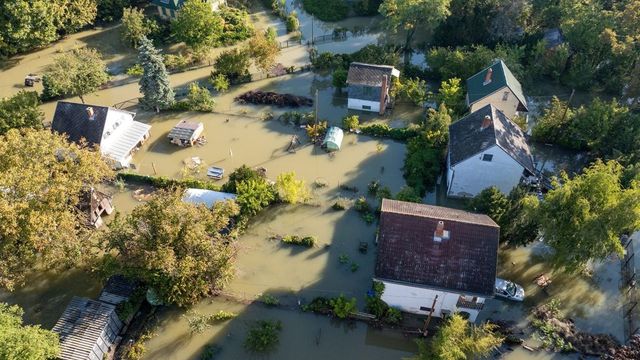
[
  {"x1": 86, "y1": 107, "x2": 95, "y2": 121},
  {"x1": 483, "y1": 68, "x2": 493, "y2": 85},
  {"x1": 433, "y1": 220, "x2": 450, "y2": 242},
  {"x1": 481, "y1": 115, "x2": 492, "y2": 130}
]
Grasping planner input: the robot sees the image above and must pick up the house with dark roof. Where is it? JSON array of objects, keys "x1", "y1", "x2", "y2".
[
  {"x1": 374, "y1": 199, "x2": 499, "y2": 322},
  {"x1": 151, "y1": 0, "x2": 226, "y2": 20},
  {"x1": 466, "y1": 60, "x2": 528, "y2": 119},
  {"x1": 446, "y1": 104, "x2": 535, "y2": 198},
  {"x1": 52, "y1": 297, "x2": 123, "y2": 360},
  {"x1": 347, "y1": 62, "x2": 400, "y2": 114},
  {"x1": 51, "y1": 101, "x2": 151, "y2": 168}
]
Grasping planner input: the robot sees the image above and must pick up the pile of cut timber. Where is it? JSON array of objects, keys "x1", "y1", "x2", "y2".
[{"x1": 235, "y1": 90, "x2": 313, "y2": 108}]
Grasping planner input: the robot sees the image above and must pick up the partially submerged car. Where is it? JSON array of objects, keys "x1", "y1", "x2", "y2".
[{"x1": 495, "y1": 278, "x2": 525, "y2": 301}]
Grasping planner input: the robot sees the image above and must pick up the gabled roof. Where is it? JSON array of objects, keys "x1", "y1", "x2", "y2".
[
  {"x1": 51, "y1": 101, "x2": 136, "y2": 147},
  {"x1": 167, "y1": 120, "x2": 203, "y2": 141},
  {"x1": 347, "y1": 62, "x2": 399, "y2": 87},
  {"x1": 52, "y1": 297, "x2": 123, "y2": 360},
  {"x1": 466, "y1": 60, "x2": 528, "y2": 111},
  {"x1": 375, "y1": 199, "x2": 499, "y2": 296},
  {"x1": 448, "y1": 104, "x2": 534, "y2": 173}
]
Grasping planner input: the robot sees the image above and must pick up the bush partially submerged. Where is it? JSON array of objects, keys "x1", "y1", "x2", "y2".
[
  {"x1": 244, "y1": 320, "x2": 282, "y2": 353},
  {"x1": 281, "y1": 235, "x2": 317, "y2": 247}
]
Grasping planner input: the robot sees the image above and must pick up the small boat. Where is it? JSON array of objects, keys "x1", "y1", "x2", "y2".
[{"x1": 207, "y1": 166, "x2": 224, "y2": 180}]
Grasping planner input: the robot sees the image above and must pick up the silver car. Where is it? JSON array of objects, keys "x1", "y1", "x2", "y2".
[{"x1": 495, "y1": 278, "x2": 525, "y2": 301}]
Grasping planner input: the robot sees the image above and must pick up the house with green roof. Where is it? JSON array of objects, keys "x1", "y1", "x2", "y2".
[
  {"x1": 466, "y1": 60, "x2": 528, "y2": 120},
  {"x1": 151, "y1": 0, "x2": 225, "y2": 20}
]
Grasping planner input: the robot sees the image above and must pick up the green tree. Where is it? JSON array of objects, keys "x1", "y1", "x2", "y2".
[
  {"x1": 403, "y1": 133, "x2": 445, "y2": 196},
  {"x1": 275, "y1": 172, "x2": 311, "y2": 204},
  {"x1": 409, "y1": 313, "x2": 502, "y2": 360},
  {"x1": 121, "y1": 7, "x2": 156, "y2": 48},
  {"x1": 138, "y1": 36, "x2": 175, "y2": 112},
  {"x1": 398, "y1": 77, "x2": 427, "y2": 106},
  {"x1": 186, "y1": 82, "x2": 216, "y2": 112},
  {"x1": 97, "y1": 0, "x2": 132, "y2": 22},
  {"x1": 236, "y1": 178, "x2": 276, "y2": 216},
  {"x1": 395, "y1": 186, "x2": 422, "y2": 203},
  {"x1": 42, "y1": 47, "x2": 110, "y2": 103},
  {"x1": 100, "y1": 190, "x2": 239, "y2": 307},
  {"x1": 286, "y1": 12, "x2": 300, "y2": 33},
  {"x1": 438, "y1": 78, "x2": 465, "y2": 116},
  {"x1": 213, "y1": 48, "x2": 251, "y2": 81},
  {"x1": 0, "y1": 1, "x2": 58, "y2": 56},
  {"x1": 0, "y1": 129, "x2": 113, "y2": 290},
  {"x1": 467, "y1": 186, "x2": 509, "y2": 223},
  {"x1": 245, "y1": 30, "x2": 280, "y2": 72},
  {"x1": 171, "y1": 0, "x2": 223, "y2": 50},
  {"x1": 221, "y1": 165, "x2": 263, "y2": 194},
  {"x1": 54, "y1": 0, "x2": 98, "y2": 34},
  {"x1": 499, "y1": 185, "x2": 539, "y2": 245},
  {"x1": 211, "y1": 73, "x2": 230, "y2": 92},
  {"x1": 332, "y1": 68, "x2": 348, "y2": 90},
  {"x1": 0, "y1": 303, "x2": 60, "y2": 360},
  {"x1": 379, "y1": 0, "x2": 451, "y2": 50},
  {"x1": 423, "y1": 104, "x2": 452, "y2": 147},
  {"x1": 0, "y1": 91, "x2": 43, "y2": 135},
  {"x1": 342, "y1": 115, "x2": 360, "y2": 131},
  {"x1": 532, "y1": 160, "x2": 640, "y2": 271}
]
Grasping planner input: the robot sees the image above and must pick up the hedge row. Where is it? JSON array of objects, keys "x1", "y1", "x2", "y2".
[
  {"x1": 116, "y1": 173, "x2": 222, "y2": 191},
  {"x1": 359, "y1": 124, "x2": 420, "y2": 142}
]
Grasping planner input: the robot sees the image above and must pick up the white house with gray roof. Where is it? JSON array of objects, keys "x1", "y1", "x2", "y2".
[
  {"x1": 346, "y1": 62, "x2": 399, "y2": 114},
  {"x1": 446, "y1": 104, "x2": 535, "y2": 198},
  {"x1": 51, "y1": 101, "x2": 151, "y2": 168}
]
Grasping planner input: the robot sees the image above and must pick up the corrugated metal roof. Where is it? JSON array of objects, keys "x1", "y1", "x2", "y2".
[
  {"x1": 52, "y1": 297, "x2": 123, "y2": 360},
  {"x1": 101, "y1": 121, "x2": 150, "y2": 162}
]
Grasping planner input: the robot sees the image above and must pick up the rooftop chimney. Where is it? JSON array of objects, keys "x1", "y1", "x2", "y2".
[
  {"x1": 433, "y1": 220, "x2": 450, "y2": 242},
  {"x1": 481, "y1": 115, "x2": 492, "y2": 130},
  {"x1": 483, "y1": 68, "x2": 493, "y2": 85},
  {"x1": 86, "y1": 107, "x2": 95, "y2": 121}
]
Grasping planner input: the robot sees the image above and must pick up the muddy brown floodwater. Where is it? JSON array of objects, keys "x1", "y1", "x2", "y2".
[{"x1": 0, "y1": 4, "x2": 625, "y2": 360}]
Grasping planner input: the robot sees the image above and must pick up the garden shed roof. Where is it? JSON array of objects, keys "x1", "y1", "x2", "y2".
[{"x1": 347, "y1": 62, "x2": 399, "y2": 87}]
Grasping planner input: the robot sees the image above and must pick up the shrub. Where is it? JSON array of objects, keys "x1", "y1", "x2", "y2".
[
  {"x1": 395, "y1": 186, "x2": 422, "y2": 203},
  {"x1": 187, "y1": 311, "x2": 237, "y2": 334},
  {"x1": 244, "y1": 320, "x2": 282, "y2": 353},
  {"x1": 279, "y1": 111, "x2": 314, "y2": 125},
  {"x1": 281, "y1": 235, "x2": 317, "y2": 247},
  {"x1": 403, "y1": 134, "x2": 445, "y2": 196},
  {"x1": 342, "y1": 115, "x2": 359, "y2": 131},
  {"x1": 211, "y1": 73, "x2": 230, "y2": 92},
  {"x1": 217, "y1": 6, "x2": 254, "y2": 45},
  {"x1": 164, "y1": 53, "x2": 192, "y2": 71},
  {"x1": 275, "y1": 172, "x2": 311, "y2": 204},
  {"x1": 236, "y1": 178, "x2": 277, "y2": 216},
  {"x1": 122, "y1": 332, "x2": 153, "y2": 360},
  {"x1": 332, "y1": 68, "x2": 348, "y2": 89},
  {"x1": 359, "y1": 123, "x2": 420, "y2": 141},
  {"x1": 354, "y1": 196, "x2": 372, "y2": 213},
  {"x1": 306, "y1": 121, "x2": 328, "y2": 143},
  {"x1": 301, "y1": 297, "x2": 332, "y2": 313},
  {"x1": 332, "y1": 199, "x2": 348, "y2": 210},
  {"x1": 285, "y1": 12, "x2": 300, "y2": 32},
  {"x1": 397, "y1": 77, "x2": 428, "y2": 106},
  {"x1": 185, "y1": 83, "x2": 216, "y2": 112},
  {"x1": 330, "y1": 295, "x2": 357, "y2": 319},
  {"x1": 222, "y1": 165, "x2": 264, "y2": 193},
  {"x1": 259, "y1": 293, "x2": 280, "y2": 306},
  {"x1": 213, "y1": 49, "x2": 251, "y2": 81},
  {"x1": 116, "y1": 173, "x2": 222, "y2": 191},
  {"x1": 200, "y1": 344, "x2": 221, "y2": 360},
  {"x1": 126, "y1": 63, "x2": 144, "y2": 77}
]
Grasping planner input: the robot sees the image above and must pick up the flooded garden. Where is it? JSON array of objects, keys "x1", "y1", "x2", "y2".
[{"x1": 0, "y1": 1, "x2": 633, "y2": 360}]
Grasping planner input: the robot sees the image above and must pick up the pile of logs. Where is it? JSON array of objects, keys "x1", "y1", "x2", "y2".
[{"x1": 235, "y1": 90, "x2": 313, "y2": 108}]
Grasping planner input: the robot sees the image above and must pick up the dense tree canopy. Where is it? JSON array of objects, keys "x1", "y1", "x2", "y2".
[
  {"x1": 379, "y1": 0, "x2": 451, "y2": 50},
  {"x1": 171, "y1": 0, "x2": 223, "y2": 50},
  {"x1": 245, "y1": 29, "x2": 280, "y2": 72},
  {"x1": 42, "y1": 47, "x2": 110, "y2": 103},
  {"x1": 0, "y1": 303, "x2": 60, "y2": 360},
  {"x1": 121, "y1": 7, "x2": 157, "y2": 48},
  {"x1": 0, "y1": 129, "x2": 113, "y2": 290},
  {"x1": 0, "y1": 91, "x2": 43, "y2": 135},
  {"x1": 531, "y1": 160, "x2": 640, "y2": 272},
  {"x1": 0, "y1": 0, "x2": 97, "y2": 57},
  {"x1": 138, "y1": 37, "x2": 175, "y2": 111},
  {"x1": 100, "y1": 190, "x2": 240, "y2": 307}
]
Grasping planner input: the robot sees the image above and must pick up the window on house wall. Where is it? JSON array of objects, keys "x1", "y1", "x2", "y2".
[
  {"x1": 482, "y1": 154, "x2": 493, "y2": 162},
  {"x1": 419, "y1": 306, "x2": 432, "y2": 312},
  {"x1": 362, "y1": 105, "x2": 371, "y2": 110},
  {"x1": 502, "y1": 91, "x2": 509, "y2": 101}
]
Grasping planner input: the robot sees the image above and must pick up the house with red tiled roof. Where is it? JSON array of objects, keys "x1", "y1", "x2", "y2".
[{"x1": 374, "y1": 199, "x2": 499, "y2": 322}]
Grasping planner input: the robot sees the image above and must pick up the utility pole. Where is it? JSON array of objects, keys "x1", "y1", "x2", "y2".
[
  {"x1": 560, "y1": 88, "x2": 575, "y2": 123},
  {"x1": 422, "y1": 295, "x2": 438, "y2": 336}
]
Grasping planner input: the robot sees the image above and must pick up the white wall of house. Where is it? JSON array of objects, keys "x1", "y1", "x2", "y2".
[
  {"x1": 377, "y1": 279, "x2": 485, "y2": 322},
  {"x1": 447, "y1": 145, "x2": 524, "y2": 198},
  {"x1": 469, "y1": 86, "x2": 521, "y2": 119},
  {"x1": 348, "y1": 98, "x2": 381, "y2": 113}
]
